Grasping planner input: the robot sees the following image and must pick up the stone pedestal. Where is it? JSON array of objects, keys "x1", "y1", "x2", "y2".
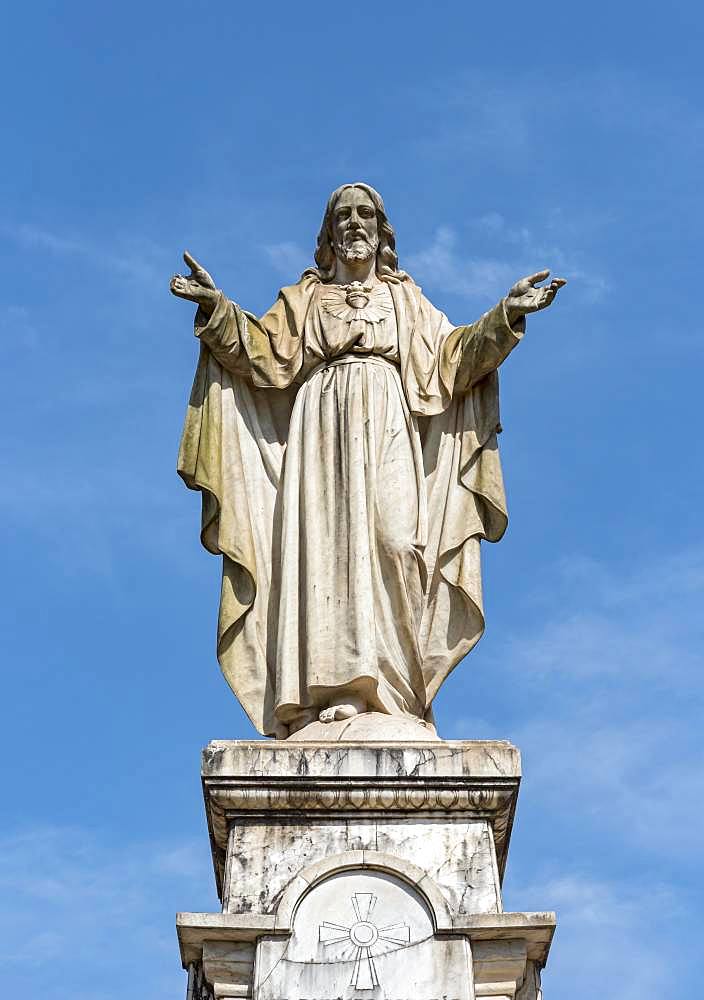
[{"x1": 177, "y1": 738, "x2": 555, "y2": 1000}]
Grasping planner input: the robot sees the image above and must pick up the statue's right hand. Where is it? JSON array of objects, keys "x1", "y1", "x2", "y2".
[{"x1": 170, "y1": 250, "x2": 219, "y2": 313}]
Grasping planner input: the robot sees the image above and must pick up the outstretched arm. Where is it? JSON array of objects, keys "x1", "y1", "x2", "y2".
[
  {"x1": 169, "y1": 251, "x2": 305, "y2": 384},
  {"x1": 450, "y1": 269, "x2": 566, "y2": 392},
  {"x1": 170, "y1": 250, "x2": 251, "y2": 373}
]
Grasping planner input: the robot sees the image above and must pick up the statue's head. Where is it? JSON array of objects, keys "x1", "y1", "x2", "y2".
[{"x1": 308, "y1": 183, "x2": 406, "y2": 282}]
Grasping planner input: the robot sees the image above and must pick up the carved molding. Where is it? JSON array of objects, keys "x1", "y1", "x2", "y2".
[
  {"x1": 203, "y1": 777, "x2": 517, "y2": 898},
  {"x1": 203, "y1": 777, "x2": 517, "y2": 903},
  {"x1": 208, "y1": 781, "x2": 511, "y2": 812}
]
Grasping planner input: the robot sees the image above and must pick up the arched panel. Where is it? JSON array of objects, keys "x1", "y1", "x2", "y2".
[
  {"x1": 258, "y1": 867, "x2": 471, "y2": 1000},
  {"x1": 275, "y1": 848, "x2": 453, "y2": 933}
]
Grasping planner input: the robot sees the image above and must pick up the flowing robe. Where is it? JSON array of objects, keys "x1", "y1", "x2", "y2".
[{"x1": 178, "y1": 274, "x2": 523, "y2": 737}]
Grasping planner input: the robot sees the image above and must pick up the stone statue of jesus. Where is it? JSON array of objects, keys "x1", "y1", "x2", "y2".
[{"x1": 171, "y1": 183, "x2": 565, "y2": 739}]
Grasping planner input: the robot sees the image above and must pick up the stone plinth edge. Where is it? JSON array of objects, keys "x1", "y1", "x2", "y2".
[
  {"x1": 201, "y1": 738, "x2": 521, "y2": 899},
  {"x1": 177, "y1": 909, "x2": 556, "y2": 999}
]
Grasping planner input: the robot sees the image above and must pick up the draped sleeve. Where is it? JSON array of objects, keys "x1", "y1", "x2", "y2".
[
  {"x1": 390, "y1": 280, "x2": 526, "y2": 703},
  {"x1": 177, "y1": 278, "x2": 317, "y2": 736},
  {"x1": 193, "y1": 275, "x2": 321, "y2": 388},
  {"x1": 441, "y1": 299, "x2": 525, "y2": 395}
]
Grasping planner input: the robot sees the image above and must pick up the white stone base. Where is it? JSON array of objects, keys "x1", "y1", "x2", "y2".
[
  {"x1": 177, "y1": 739, "x2": 555, "y2": 1000},
  {"x1": 287, "y1": 712, "x2": 439, "y2": 743}
]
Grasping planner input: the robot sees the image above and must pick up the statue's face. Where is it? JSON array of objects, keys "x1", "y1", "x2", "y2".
[{"x1": 331, "y1": 187, "x2": 380, "y2": 266}]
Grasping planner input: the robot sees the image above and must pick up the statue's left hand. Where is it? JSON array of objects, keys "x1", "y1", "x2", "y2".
[{"x1": 505, "y1": 270, "x2": 566, "y2": 325}]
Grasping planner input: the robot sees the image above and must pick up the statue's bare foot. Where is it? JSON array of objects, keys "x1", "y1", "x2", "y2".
[
  {"x1": 319, "y1": 695, "x2": 367, "y2": 723},
  {"x1": 319, "y1": 704, "x2": 358, "y2": 723}
]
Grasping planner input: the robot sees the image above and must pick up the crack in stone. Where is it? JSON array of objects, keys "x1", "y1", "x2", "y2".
[
  {"x1": 332, "y1": 749, "x2": 350, "y2": 775},
  {"x1": 407, "y1": 750, "x2": 437, "y2": 776},
  {"x1": 483, "y1": 749, "x2": 507, "y2": 775}
]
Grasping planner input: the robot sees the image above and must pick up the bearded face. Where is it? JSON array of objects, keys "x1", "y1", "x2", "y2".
[
  {"x1": 334, "y1": 230, "x2": 380, "y2": 263},
  {"x1": 330, "y1": 187, "x2": 380, "y2": 266}
]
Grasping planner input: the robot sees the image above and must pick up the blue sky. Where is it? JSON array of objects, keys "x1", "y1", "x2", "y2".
[{"x1": 2, "y1": 2, "x2": 702, "y2": 997}]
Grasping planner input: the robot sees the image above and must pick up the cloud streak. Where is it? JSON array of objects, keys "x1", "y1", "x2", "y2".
[
  {"x1": 505, "y1": 548, "x2": 704, "y2": 682},
  {"x1": 405, "y1": 219, "x2": 607, "y2": 307},
  {"x1": 263, "y1": 240, "x2": 312, "y2": 278},
  {"x1": 0, "y1": 825, "x2": 216, "y2": 999},
  {"x1": 2, "y1": 221, "x2": 167, "y2": 284},
  {"x1": 450, "y1": 545, "x2": 704, "y2": 861},
  {"x1": 410, "y1": 66, "x2": 704, "y2": 163},
  {"x1": 511, "y1": 872, "x2": 684, "y2": 1000}
]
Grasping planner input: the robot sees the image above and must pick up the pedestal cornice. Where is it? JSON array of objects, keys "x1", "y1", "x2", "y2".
[{"x1": 201, "y1": 739, "x2": 521, "y2": 898}]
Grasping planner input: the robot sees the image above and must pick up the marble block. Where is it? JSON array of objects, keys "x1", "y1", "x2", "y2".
[
  {"x1": 256, "y1": 870, "x2": 473, "y2": 1000},
  {"x1": 177, "y1": 739, "x2": 555, "y2": 1000}
]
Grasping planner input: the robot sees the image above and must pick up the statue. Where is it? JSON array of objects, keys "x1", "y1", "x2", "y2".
[{"x1": 171, "y1": 183, "x2": 565, "y2": 739}]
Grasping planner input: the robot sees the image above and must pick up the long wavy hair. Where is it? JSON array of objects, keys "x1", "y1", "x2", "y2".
[{"x1": 303, "y1": 183, "x2": 407, "y2": 283}]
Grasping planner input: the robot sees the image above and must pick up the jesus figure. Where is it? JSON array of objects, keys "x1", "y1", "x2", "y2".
[{"x1": 171, "y1": 183, "x2": 564, "y2": 739}]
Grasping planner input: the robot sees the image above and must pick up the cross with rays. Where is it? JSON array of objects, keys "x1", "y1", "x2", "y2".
[{"x1": 319, "y1": 892, "x2": 411, "y2": 990}]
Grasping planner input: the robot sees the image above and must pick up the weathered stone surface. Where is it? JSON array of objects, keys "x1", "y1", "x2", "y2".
[
  {"x1": 515, "y1": 960, "x2": 545, "y2": 1000},
  {"x1": 203, "y1": 739, "x2": 520, "y2": 903},
  {"x1": 172, "y1": 185, "x2": 565, "y2": 738},
  {"x1": 203, "y1": 738, "x2": 520, "y2": 779},
  {"x1": 177, "y1": 908, "x2": 555, "y2": 999},
  {"x1": 255, "y1": 870, "x2": 473, "y2": 1000},
  {"x1": 224, "y1": 817, "x2": 501, "y2": 917},
  {"x1": 170, "y1": 183, "x2": 564, "y2": 998},
  {"x1": 177, "y1": 738, "x2": 555, "y2": 1000},
  {"x1": 287, "y1": 712, "x2": 439, "y2": 743}
]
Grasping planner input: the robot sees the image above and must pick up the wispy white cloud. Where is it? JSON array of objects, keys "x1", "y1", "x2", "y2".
[
  {"x1": 405, "y1": 219, "x2": 607, "y2": 307},
  {"x1": 0, "y1": 452, "x2": 195, "y2": 579},
  {"x1": 263, "y1": 240, "x2": 311, "y2": 278},
  {"x1": 510, "y1": 872, "x2": 683, "y2": 1000},
  {"x1": 406, "y1": 226, "x2": 515, "y2": 300},
  {"x1": 0, "y1": 825, "x2": 215, "y2": 999},
  {"x1": 518, "y1": 711, "x2": 704, "y2": 855},
  {"x1": 450, "y1": 545, "x2": 704, "y2": 855},
  {"x1": 505, "y1": 547, "x2": 704, "y2": 681},
  {"x1": 2, "y1": 221, "x2": 167, "y2": 283},
  {"x1": 412, "y1": 67, "x2": 704, "y2": 162}
]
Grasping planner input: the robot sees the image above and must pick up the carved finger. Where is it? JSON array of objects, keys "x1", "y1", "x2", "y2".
[
  {"x1": 527, "y1": 269, "x2": 550, "y2": 286},
  {"x1": 183, "y1": 250, "x2": 203, "y2": 272},
  {"x1": 183, "y1": 250, "x2": 216, "y2": 288}
]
